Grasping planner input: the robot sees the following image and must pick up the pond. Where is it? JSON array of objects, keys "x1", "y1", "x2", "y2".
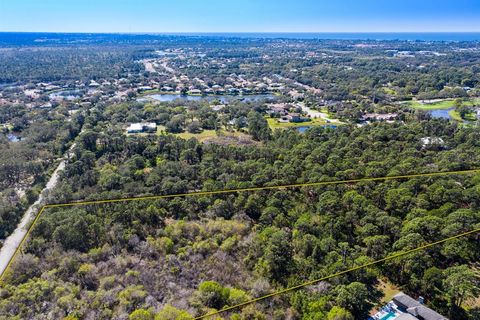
[
  {"x1": 297, "y1": 125, "x2": 337, "y2": 133},
  {"x1": 49, "y1": 90, "x2": 82, "y2": 101},
  {"x1": 428, "y1": 108, "x2": 453, "y2": 119},
  {"x1": 140, "y1": 93, "x2": 276, "y2": 104},
  {"x1": 0, "y1": 83, "x2": 13, "y2": 89},
  {"x1": 7, "y1": 134, "x2": 21, "y2": 142}
]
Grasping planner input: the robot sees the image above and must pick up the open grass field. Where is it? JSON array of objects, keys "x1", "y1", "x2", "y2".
[
  {"x1": 158, "y1": 127, "x2": 248, "y2": 143},
  {"x1": 449, "y1": 110, "x2": 463, "y2": 121},
  {"x1": 404, "y1": 97, "x2": 480, "y2": 110},
  {"x1": 404, "y1": 99, "x2": 456, "y2": 110},
  {"x1": 370, "y1": 279, "x2": 401, "y2": 314},
  {"x1": 378, "y1": 279, "x2": 401, "y2": 304},
  {"x1": 382, "y1": 87, "x2": 397, "y2": 95},
  {"x1": 175, "y1": 129, "x2": 218, "y2": 141},
  {"x1": 449, "y1": 109, "x2": 478, "y2": 121},
  {"x1": 156, "y1": 125, "x2": 167, "y2": 134},
  {"x1": 267, "y1": 117, "x2": 328, "y2": 129}
]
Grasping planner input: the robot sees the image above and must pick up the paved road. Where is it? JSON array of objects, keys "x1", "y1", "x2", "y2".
[
  {"x1": 142, "y1": 59, "x2": 157, "y2": 73},
  {"x1": 299, "y1": 103, "x2": 341, "y2": 123},
  {"x1": 160, "y1": 61, "x2": 175, "y2": 73},
  {"x1": 0, "y1": 142, "x2": 76, "y2": 277}
]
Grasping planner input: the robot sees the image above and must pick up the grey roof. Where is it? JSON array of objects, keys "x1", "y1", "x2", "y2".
[
  {"x1": 393, "y1": 292, "x2": 421, "y2": 309},
  {"x1": 392, "y1": 292, "x2": 448, "y2": 320},
  {"x1": 407, "y1": 306, "x2": 448, "y2": 320},
  {"x1": 395, "y1": 314, "x2": 418, "y2": 320}
]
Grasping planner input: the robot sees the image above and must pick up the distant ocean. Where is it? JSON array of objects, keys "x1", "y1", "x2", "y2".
[
  {"x1": 174, "y1": 32, "x2": 480, "y2": 41},
  {"x1": 1, "y1": 32, "x2": 480, "y2": 44}
]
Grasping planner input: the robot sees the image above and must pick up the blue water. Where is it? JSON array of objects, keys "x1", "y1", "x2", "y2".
[
  {"x1": 7, "y1": 134, "x2": 20, "y2": 142},
  {"x1": 0, "y1": 82, "x2": 13, "y2": 88},
  {"x1": 49, "y1": 90, "x2": 82, "y2": 101},
  {"x1": 170, "y1": 32, "x2": 480, "y2": 41},
  {"x1": 144, "y1": 94, "x2": 275, "y2": 103},
  {"x1": 379, "y1": 312, "x2": 397, "y2": 320},
  {"x1": 1, "y1": 32, "x2": 480, "y2": 45},
  {"x1": 429, "y1": 108, "x2": 453, "y2": 119}
]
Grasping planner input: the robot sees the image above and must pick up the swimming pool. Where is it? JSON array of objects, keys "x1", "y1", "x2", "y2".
[{"x1": 379, "y1": 312, "x2": 397, "y2": 320}]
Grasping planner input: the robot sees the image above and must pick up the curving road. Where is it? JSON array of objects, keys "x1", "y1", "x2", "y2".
[{"x1": 0, "y1": 142, "x2": 76, "y2": 278}]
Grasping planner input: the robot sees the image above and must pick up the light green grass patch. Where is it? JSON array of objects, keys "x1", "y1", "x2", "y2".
[
  {"x1": 176, "y1": 130, "x2": 218, "y2": 141},
  {"x1": 378, "y1": 279, "x2": 401, "y2": 304},
  {"x1": 156, "y1": 125, "x2": 167, "y2": 135},
  {"x1": 405, "y1": 100, "x2": 456, "y2": 110},
  {"x1": 173, "y1": 128, "x2": 246, "y2": 142},
  {"x1": 267, "y1": 117, "x2": 327, "y2": 129},
  {"x1": 404, "y1": 98, "x2": 480, "y2": 110},
  {"x1": 449, "y1": 110, "x2": 477, "y2": 122},
  {"x1": 448, "y1": 110, "x2": 463, "y2": 121},
  {"x1": 382, "y1": 87, "x2": 396, "y2": 95}
]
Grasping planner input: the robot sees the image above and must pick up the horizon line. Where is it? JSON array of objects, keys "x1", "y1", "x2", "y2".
[{"x1": 2, "y1": 30, "x2": 480, "y2": 35}]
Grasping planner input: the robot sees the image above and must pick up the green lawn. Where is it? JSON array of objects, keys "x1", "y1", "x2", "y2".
[
  {"x1": 267, "y1": 117, "x2": 327, "y2": 129},
  {"x1": 176, "y1": 130, "x2": 218, "y2": 141},
  {"x1": 370, "y1": 279, "x2": 401, "y2": 315},
  {"x1": 156, "y1": 125, "x2": 167, "y2": 135},
  {"x1": 404, "y1": 100, "x2": 456, "y2": 110},
  {"x1": 159, "y1": 127, "x2": 245, "y2": 142},
  {"x1": 448, "y1": 110, "x2": 463, "y2": 121},
  {"x1": 404, "y1": 98, "x2": 480, "y2": 110},
  {"x1": 377, "y1": 279, "x2": 401, "y2": 304},
  {"x1": 449, "y1": 110, "x2": 477, "y2": 121},
  {"x1": 156, "y1": 125, "x2": 218, "y2": 140},
  {"x1": 402, "y1": 97, "x2": 479, "y2": 121},
  {"x1": 382, "y1": 87, "x2": 397, "y2": 95},
  {"x1": 469, "y1": 97, "x2": 480, "y2": 105}
]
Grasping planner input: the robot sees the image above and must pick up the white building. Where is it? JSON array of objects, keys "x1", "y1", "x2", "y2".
[{"x1": 127, "y1": 123, "x2": 157, "y2": 134}]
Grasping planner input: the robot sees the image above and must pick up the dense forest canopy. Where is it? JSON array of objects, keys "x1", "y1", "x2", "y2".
[{"x1": 2, "y1": 113, "x2": 480, "y2": 319}]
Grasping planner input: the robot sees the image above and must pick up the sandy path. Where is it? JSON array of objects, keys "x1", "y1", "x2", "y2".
[{"x1": 0, "y1": 141, "x2": 76, "y2": 277}]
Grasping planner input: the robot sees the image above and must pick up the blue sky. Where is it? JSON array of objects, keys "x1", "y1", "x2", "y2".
[{"x1": 0, "y1": 0, "x2": 479, "y2": 33}]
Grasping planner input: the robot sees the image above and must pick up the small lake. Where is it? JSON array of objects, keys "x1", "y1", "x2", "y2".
[
  {"x1": 0, "y1": 83, "x2": 13, "y2": 89},
  {"x1": 49, "y1": 90, "x2": 82, "y2": 101},
  {"x1": 141, "y1": 93, "x2": 276, "y2": 104},
  {"x1": 297, "y1": 125, "x2": 337, "y2": 133},
  {"x1": 428, "y1": 108, "x2": 453, "y2": 119},
  {"x1": 7, "y1": 134, "x2": 21, "y2": 142}
]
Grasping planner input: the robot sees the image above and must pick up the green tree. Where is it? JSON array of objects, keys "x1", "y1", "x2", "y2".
[
  {"x1": 186, "y1": 121, "x2": 202, "y2": 134},
  {"x1": 327, "y1": 306, "x2": 354, "y2": 320},
  {"x1": 259, "y1": 229, "x2": 294, "y2": 283},
  {"x1": 155, "y1": 305, "x2": 193, "y2": 320},
  {"x1": 197, "y1": 281, "x2": 230, "y2": 309},
  {"x1": 129, "y1": 309, "x2": 154, "y2": 320},
  {"x1": 247, "y1": 111, "x2": 271, "y2": 141},
  {"x1": 443, "y1": 265, "x2": 480, "y2": 314},
  {"x1": 166, "y1": 115, "x2": 185, "y2": 133},
  {"x1": 335, "y1": 282, "x2": 370, "y2": 317}
]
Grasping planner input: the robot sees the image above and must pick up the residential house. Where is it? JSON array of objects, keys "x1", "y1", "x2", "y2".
[
  {"x1": 392, "y1": 293, "x2": 447, "y2": 320},
  {"x1": 281, "y1": 113, "x2": 310, "y2": 123},
  {"x1": 371, "y1": 292, "x2": 448, "y2": 320},
  {"x1": 361, "y1": 113, "x2": 398, "y2": 122},
  {"x1": 188, "y1": 89, "x2": 202, "y2": 95},
  {"x1": 420, "y1": 137, "x2": 445, "y2": 149},
  {"x1": 127, "y1": 123, "x2": 157, "y2": 134}
]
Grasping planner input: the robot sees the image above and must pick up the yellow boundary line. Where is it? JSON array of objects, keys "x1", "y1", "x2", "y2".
[
  {"x1": 194, "y1": 227, "x2": 480, "y2": 319},
  {"x1": 0, "y1": 168, "x2": 479, "y2": 306},
  {"x1": 45, "y1": 169, "x2": 480, "y2": 208},
  {"x1": 0, "y1": 206, "x2": 46, "y2": 284}
]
